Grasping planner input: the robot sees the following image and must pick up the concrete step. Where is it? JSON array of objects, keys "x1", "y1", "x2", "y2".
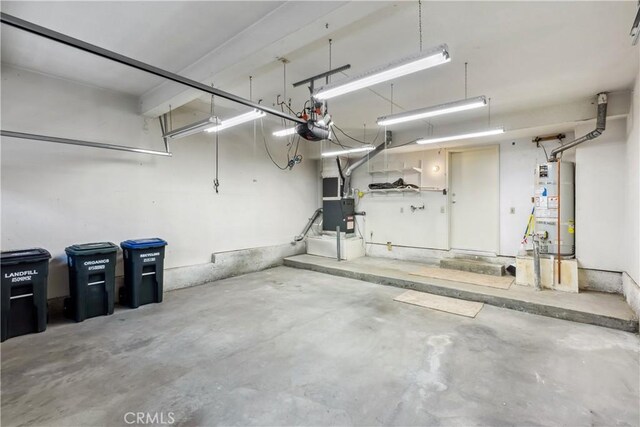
[
  {"x1": 440, "y1": 258, "x2": 505, "y2": 276},
  {"x1": 284, "y1": 254, "x2": 638, "y2": 333}
]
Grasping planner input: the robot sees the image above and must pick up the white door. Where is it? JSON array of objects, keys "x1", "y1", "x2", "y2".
[{"x1": 449, "y1": 147, "x2": 499, "y2": 254}]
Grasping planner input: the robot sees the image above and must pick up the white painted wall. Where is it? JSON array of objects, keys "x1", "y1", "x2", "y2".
[
  {"x1": 347, "y1": 118, "x2": 633, "y2": 275},
  {"x1": 1, "y1": 65, "x2": 319, "y2": 298},
  {"x1": 625, "y1": 69, "x2": 640, "y2": 284},
  {"x1": 575, "y1": 119, "x2": 627, "y2": 272}
]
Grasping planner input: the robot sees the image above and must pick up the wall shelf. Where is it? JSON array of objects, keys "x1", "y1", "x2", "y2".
[
  {"x1": 369, "y1": 166, "x2": 422, "y2": 175},
  {"x1": 365, "y1": 186, "x2": 447, "y2": 196}
]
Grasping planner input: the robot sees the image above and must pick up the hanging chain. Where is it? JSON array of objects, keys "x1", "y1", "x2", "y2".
[
  {"x1": 283, "y1": 60, "x2": 287, "y2": 103},
  {"x1": 488, "y1": 97, "x2": 492, "y2": 127},
  {"x1": 464, "y1": 62, "x2": 468, "y2": 99},
  {"x1": 327, "y1": 39, "x2": 332, "y2": 84},
  {"x1": 390, "y1": 83, "x2": 394, "y2": 115},
  {"x1": 418, "y1": 0, "x2": 423, "y2": 52},
  {"x1": 214, "y1": 130, "x2": 219, "y2": 193},
  {"x1": 249, "y1": 76, "x2": 253, "y2": 101},
  {"x1": 211, "y1": 83, "x2": 219, "y2": 193}
]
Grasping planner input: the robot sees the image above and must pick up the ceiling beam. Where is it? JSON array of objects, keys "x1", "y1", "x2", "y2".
[
  {"x1": 139, "y1": 1, "x2": 393, "y2": 117},
  {"x1": 0, "y1": 11, "x2": 306, "y2": 124}
]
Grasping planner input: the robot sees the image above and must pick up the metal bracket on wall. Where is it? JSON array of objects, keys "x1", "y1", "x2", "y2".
[
  {"x1": 532, "y1": 133, "x2": 565, "y2": 148},
  {"x1": 0, "y1": 130, "x2": 172, "y2": 157}
]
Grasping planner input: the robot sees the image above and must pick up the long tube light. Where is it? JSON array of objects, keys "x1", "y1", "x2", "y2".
[
  {"x1": 205, "y1": 110, "x2": 266, "y2": 133},
  {"x1": 377, "y1": 96, "x2": 487, "y2": 127},
  {"x1": 416, "y1": 128, "x2": 505, "y2": 145},
  {"x1": 273, "y1": 127, "x2": 297, "y2": 137},
  {"x1": 163, "y1": 117, "x2": 219, "y2": 140},
  {"x1": 314, "y1": 44, "x2": 450, "y2": 100},
  {"x1": 321, "y1": 145, "x2": 375, "y2": 157}
]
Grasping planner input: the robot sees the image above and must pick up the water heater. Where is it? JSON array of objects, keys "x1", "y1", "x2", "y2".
[{"x1": 533, "y1": 161, "x2": 575, "y2": 257}]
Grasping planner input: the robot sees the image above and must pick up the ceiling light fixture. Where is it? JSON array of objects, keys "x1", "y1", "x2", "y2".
[
  {"x1": 416, "y1": 128, "x2": 505, "y2": 145},
  {"x1": 163, "y1": 117, "x2": 219, "y2": 140},
  {"x1": 321, "y1": 145, "x2": 375, "y2": 157},
  {"x1": 205, "y1": 110, "x2": 266, "y2": 133},
  {"x1": 631, "y1": 3, "x2": 640, "y2": 46},
  {"x1": 273, "y1": 127, "x2": 297, "y2": 137},
  {"x1": 377, "y1": 96, "x2": 487, "y2": 127},
  {"x1": 314, "y1": 44, "x2": 450, "y2": 100}
]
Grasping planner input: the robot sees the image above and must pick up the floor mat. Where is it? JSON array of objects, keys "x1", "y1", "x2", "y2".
[
  {"x1": 394, "y1": 290, "x2": 484, "y2": 318},
  {"x1": 409, "y1": 266, "x2": 513, "y2": 289}
]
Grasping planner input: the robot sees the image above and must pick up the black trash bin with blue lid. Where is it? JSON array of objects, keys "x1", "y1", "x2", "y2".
[
  {"x1": 1, "y1": 248, "x2": 51, "y2": 342},
  {"x1": 119, "y1": 238, "x2": 167, "y2": 308},
  {"x1": 64, "y1": 242, "x2": 118, "y2": 322}
]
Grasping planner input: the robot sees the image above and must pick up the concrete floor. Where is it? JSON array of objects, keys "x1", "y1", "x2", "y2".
[{"x1": 2, "y1": 266, "x2": 639, "y2": 426}]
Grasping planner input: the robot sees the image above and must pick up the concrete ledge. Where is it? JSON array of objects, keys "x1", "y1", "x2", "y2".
[
  {"x1": 623, "y1": 272, "x2": 640, "y2": 327},
  {"x1": 47, "y1": 242, "x2": 305, "y2": 309},
  {"x1": 165, "y1": 241, "x2": 305, "y2": 291},
  {"x1": 440, "y1": 258, "x2": 505, "y2": 276},
  {"x1": 284, "y1": 255, "x2": 638, "y2": 333}
]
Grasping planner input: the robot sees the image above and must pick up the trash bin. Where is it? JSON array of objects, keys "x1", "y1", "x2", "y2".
[
  {"x1": 64, "y1": 242, "x2": 118, "y2": 322},
  {"x1": 1, "y1": 248, "x2": 51, "y2": 342},
  {"x1": 119, "y1": 238, "x2": 167, "y2": 309}
]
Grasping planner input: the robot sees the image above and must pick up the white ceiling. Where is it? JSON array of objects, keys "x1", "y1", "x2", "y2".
[{"x1": 1, "y1": 1, "x2": 638, "y2": 139}]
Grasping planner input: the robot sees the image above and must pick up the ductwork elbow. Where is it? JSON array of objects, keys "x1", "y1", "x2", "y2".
[{"x1": 549, "y1": 92, "x2": 607, "y2": 161}]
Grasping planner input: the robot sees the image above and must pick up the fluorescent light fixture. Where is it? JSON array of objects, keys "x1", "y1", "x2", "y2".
[
  {"x1": 416, "y1": 128, "x2": 505, "y2": 145},
  {"x1": 377, "y1": 96, "x2": 487, "y2": 127},
  {"x1": 273, "y1": 127, "x2": 297, "y2": 137},
  {"x1": 631, "y1": 5, "x2": 640, "y2": 46},
  {"x1": 163, "y1": 117, "x2": 219, "y2": 139},
  {"x1": 321, "y1": 145, "x2": 375, "y2": 157},
  {"x1": 314, "y1": 44, "x2": 450, "y2": 100},
  {"x1": 205, "y1": 109, "x2": 266, "y2": 133}
]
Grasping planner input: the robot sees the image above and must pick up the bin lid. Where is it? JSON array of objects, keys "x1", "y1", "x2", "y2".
[
  {"x1": 1, "y1": 248, "x2": 51, "y2": 265},
  {"x1": 65, "y1": 242, "x2": 118, "y2": 256},
  {"x1": 120, "y1": 238, "x2": 168, "y2": 250}
]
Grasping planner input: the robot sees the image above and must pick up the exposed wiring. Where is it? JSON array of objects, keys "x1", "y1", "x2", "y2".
[
  {"x1": 260, "y1": 118, "x2": 289, "y2": 170},
  {"x1": 333, "y1": 123, "x2": 381, "y2": 145}
]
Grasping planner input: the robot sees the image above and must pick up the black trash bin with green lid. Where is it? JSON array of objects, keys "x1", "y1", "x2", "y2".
[
  {"x1": 64, "y1": 242, "x2": 118, "y2": 322},
  {"x1": 119, "y1": 238, "x2": 167, "y2": 309},
  {"x1": 1, "y1": 248, "x2": 51, "y2": 342}
]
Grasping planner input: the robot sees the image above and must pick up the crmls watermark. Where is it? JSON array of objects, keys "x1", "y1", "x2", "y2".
[{"x1": 123, "y1": 412, "x2": 175, "y2": 425}]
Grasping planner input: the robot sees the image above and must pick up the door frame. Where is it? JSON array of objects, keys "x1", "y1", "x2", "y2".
[{"x1": 446, "y1": 145, "x2": 500, "y2": 255}]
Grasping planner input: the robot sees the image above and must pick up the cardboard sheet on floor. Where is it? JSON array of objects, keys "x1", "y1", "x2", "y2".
[
  {"x1": 409, "y1": 267, "x2": 513, "y2": 289},
  {"x1": 394, "y1": 290, "x2": 484, "y2": 318}
]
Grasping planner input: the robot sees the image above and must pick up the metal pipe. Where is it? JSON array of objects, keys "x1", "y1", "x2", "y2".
[
  {"x1": 549, "y1": 93, "x2": 607, "y2": 161},
  {"x1": 0, "y1": 12, "x2": 305, "y2": 125},
  {"x1": 336, "y1": 226, "x2": 341, "y2": 261},
  {"x1": 1, "y1": 130, "x2": 172, "y2": 157},
  {"x1": 294, "y1": 208, "x2": 323, "y2": 242},
  {"x1": 532, "y1": 238, "x2": 542, "y2": 291}
]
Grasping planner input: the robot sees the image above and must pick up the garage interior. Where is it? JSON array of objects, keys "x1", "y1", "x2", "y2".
[{"x1": 1, "y1": 1, "x2": 639, "y2": 426}]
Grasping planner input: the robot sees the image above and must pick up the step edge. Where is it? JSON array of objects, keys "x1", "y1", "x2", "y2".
[{"x1": 283, "y1": 259, "x2": 638, "y2": 333}]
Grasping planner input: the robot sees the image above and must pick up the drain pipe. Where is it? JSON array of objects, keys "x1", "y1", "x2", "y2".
[{"x1": 549, "y1": 93, "x2": 608, "y2": 161}]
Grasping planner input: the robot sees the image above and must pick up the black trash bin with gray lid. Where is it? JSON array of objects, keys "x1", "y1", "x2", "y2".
[
  {"x1": 119, "y1": 238, "x2": 167, "y2": 309},
  {"x1": 64, "y1": 242, "x2": 118, "y2": 322},
  {"x1": 1, "y1": 248, "x2": 51, "y2": 342}
]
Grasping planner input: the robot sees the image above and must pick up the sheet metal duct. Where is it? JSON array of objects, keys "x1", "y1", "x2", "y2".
[{"x1": 549, "y1": 93, "x2": 607, "y2": 161}]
